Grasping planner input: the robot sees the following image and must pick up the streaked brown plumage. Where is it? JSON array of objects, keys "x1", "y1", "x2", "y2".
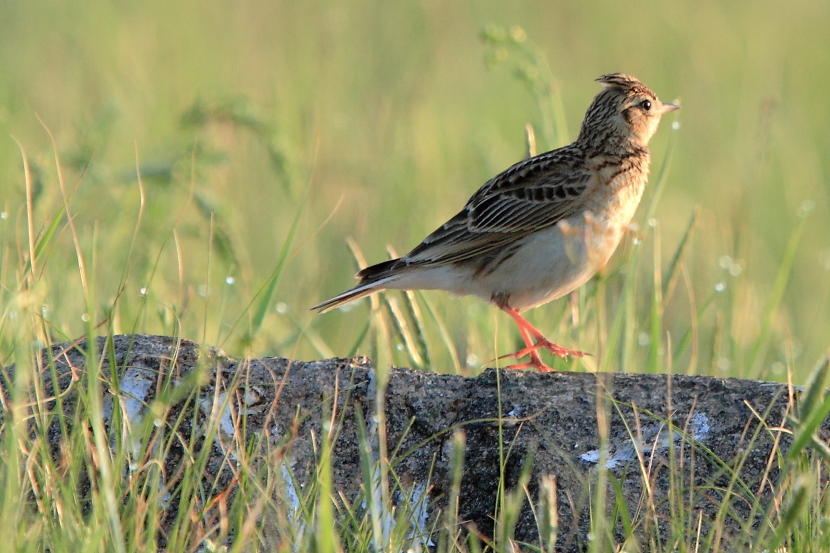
[{"x1": 312, "y1": 73, "x2": 678, "y2": 371}]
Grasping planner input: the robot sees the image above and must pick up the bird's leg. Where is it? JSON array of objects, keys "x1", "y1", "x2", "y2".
[
  {"x1": 497, "y1": 305, "x2": 585, "y2": 371},
  {"x1": 498, "y1": 312, "x2": 553, "y2": 371}
]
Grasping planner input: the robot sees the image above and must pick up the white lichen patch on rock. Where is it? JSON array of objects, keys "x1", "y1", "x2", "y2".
[
  {"x1": 689, "y1": 411, "x2": 711, "y2": 441},
  {"x1": 198, "y1": 385, "x2": 272, "y2": 457},
  {"x1": 102, "y1": 367, "x2": 155, "y2": 457},
  {"x1": 397, "y1": 481, "x2": 434, "y2": 550},
  {"x1": 580, "y1": 410, "x2": 712, "y2": 470}
]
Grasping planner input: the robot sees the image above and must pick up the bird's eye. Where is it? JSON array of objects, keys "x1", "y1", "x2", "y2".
[{"x1": 641, "y1": 100, "x2": 652, "y2": 111}]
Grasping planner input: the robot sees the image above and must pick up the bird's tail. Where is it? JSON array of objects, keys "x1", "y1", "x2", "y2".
[{"x1": 310, "y1": 259, "x2": 400, "y2": 313}]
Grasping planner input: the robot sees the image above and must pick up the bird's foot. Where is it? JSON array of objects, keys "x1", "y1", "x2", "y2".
[
  {"x1": 503, "y1": 350, "x2": 556, "y2": 372},
  {"x1": 497, "y1": 338, "x2": 586, "y2": 372},
  {"x1": 515, "y1": 338, "x2": 587, "y2": 360}
]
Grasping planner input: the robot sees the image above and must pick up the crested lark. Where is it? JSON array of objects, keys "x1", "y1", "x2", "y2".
[{"x1": 312, "y1": 73, "x2": 678, "y2": 371}]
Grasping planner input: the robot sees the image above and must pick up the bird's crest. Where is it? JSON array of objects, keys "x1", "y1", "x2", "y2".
[{"x1": 596, "y1": 73, "x2": 652, "y2": 96}]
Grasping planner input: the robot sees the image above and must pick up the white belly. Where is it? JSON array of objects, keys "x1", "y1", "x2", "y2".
[{"x1": 466, "y1": 214, "x2": 626, "y2": 310}]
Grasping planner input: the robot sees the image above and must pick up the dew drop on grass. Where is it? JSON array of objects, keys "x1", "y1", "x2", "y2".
[
  {"x1": 466, "y1": 353, "x2": 479, "y2": 367},
  {"x1": 715, "y1": 282, "x2": 726, "y2": 292},
  {"x1": 275, "y1": 302, "x2": 288, "y2": 314},
  {"x1": 672, "y1": 121, "x2": 681, "y2": 130},
  {"x1": 81, "y1": 313, "x2": 90, "y2": 322},
  {"x1": 719, "y1": 255, "x2": 743, "y2": 276},
  {"x1": 797, "y1": 199, "x2": 815, "y2": 218},
  {"x1": 780, "y1": 339, "x2": 803, "y2": 360},
  {"x1": 225, "y1": 276, "x2": 235, "y2": 285},
  {"x1": 139, "y1": 287, "x2": 148, "y2": 296},
  {"x1": 0, "y1": 211, "x2": 7, "y2": 219},
  {"x1": 510, "y1": 25, "x2": 527, "y2": 42}
]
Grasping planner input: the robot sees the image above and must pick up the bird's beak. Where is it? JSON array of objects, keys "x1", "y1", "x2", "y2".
[{"x1": 660, "y1": 102, "x2": 680, "y2": 113}]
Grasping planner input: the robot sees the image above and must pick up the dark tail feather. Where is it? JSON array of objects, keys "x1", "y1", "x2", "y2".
[
  {"x1": 309, "y1": 284, "x2": 384, "y2": 313},
  {"x1": 311, "y1": 258, "x2": 402, "y2": 314},
  {"x1": 356, "y1": 258, "x2": 399, "y2": 280}
]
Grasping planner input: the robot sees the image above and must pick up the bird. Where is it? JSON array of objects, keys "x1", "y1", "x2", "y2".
[{"x1": 312, "y1": 73, "x2": 679, "y2": 372}]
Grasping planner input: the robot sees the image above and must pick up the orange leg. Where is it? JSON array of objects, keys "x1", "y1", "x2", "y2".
[{"x1": 498, "y1": 305, "x2": 586, "y2": 372}]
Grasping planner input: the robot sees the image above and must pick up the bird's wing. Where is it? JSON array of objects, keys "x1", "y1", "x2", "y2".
[{"x1": 399, "y1": 147, "x2": 596, "y2": 267}]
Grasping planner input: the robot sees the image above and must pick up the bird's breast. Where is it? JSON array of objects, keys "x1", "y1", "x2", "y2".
[{"x1": 483, "y1": 168, "x2": 647, "y2": 311}]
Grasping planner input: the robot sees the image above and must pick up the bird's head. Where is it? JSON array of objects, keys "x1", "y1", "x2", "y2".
[{"x1": 578, "y1": 73, "x2": 679, "y2": 151}]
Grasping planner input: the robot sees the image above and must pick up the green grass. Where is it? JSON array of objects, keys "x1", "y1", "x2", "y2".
[{"x1": 1, "y1": 0, "x2": 830, "y2": 550}]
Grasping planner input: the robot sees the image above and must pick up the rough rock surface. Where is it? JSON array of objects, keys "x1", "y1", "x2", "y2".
[{"x1": 2, "y1": 334, "x2": 813, "y2": 550}]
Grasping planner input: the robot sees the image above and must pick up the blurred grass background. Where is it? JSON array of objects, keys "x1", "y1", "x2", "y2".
[{"x1": 1, "y1": 0, "x2": 829, "y2": 380}]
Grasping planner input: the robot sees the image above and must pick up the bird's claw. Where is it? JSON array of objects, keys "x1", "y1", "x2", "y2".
[{"x1": 497, "y1": 340, "x2": 586, "y2": 361}]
